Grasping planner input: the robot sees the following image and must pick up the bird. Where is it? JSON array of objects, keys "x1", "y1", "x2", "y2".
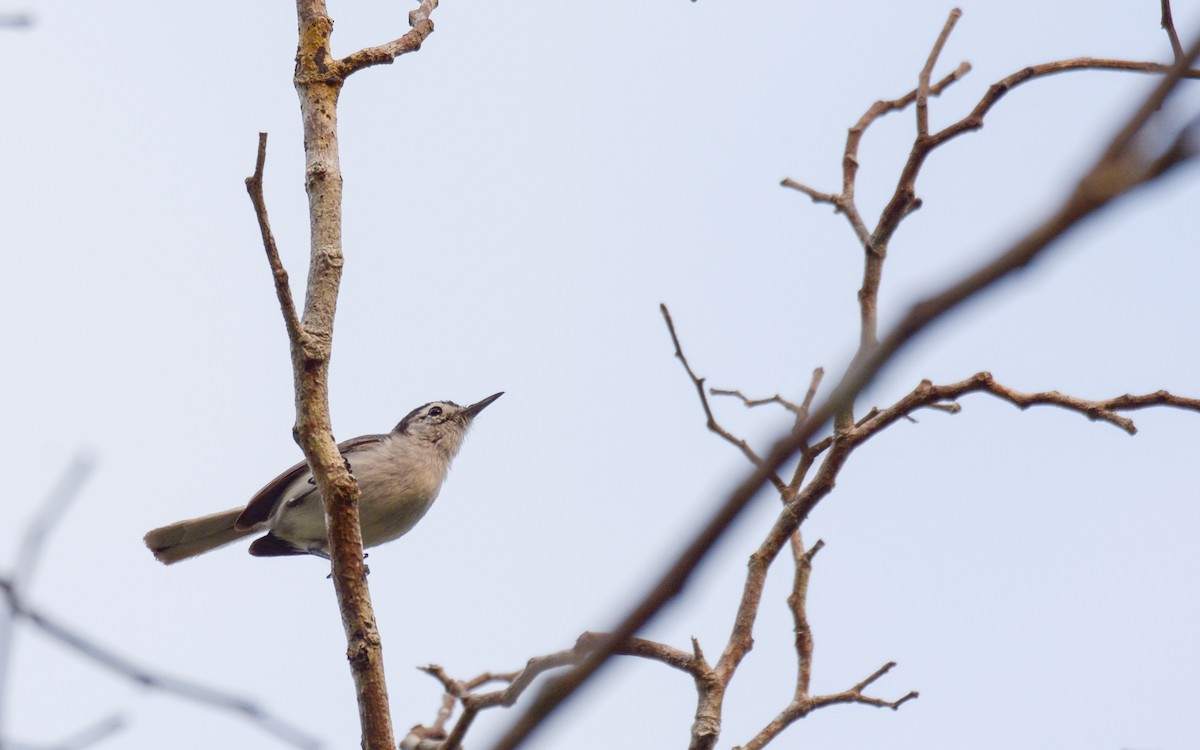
[{"x1": 144, "y1": 392, "x2": 502, "y2": 564}]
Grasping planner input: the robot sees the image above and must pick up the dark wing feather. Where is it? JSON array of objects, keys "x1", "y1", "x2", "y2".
[
  {"x1": 233, "y1": 433, "x2": 389, "y2": 531},
  {"x1": 248, "y1": 532, "x2": 308, "y2": 557}
]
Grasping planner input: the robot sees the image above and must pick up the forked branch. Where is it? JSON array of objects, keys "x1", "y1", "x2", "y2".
[
  {"x1": 735, "y1": 661, "x2": 917, "y2": 750},
  {"x1": 661, "y1": 304, "x2": 787, "y2": 493}
]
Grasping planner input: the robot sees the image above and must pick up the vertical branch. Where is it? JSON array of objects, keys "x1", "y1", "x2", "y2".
[
  {"x1": 246, "y1": 134, "x2": 305, "y2": 346},
  {"x1": 916, "y1": 8, "x2": 962, "y2": 138},
  {"x1": 288, "y1": 2, "x2": 391, "y2": 748},
  {"x1": 787, "y1": 535, "x2": 822, "y2": 699},
  {"x1": 841, "y1": 7, "x2": 965, "y2": 434},
  {"x1": 860, "y1": 8, "x2": 963, "y2": 353},
  {"x1": 1161, "y1": 0, "x2": 1184, "y2": 62},
  {"x1": 254, "y1": 3, "x2": 442, "y2": 746}
]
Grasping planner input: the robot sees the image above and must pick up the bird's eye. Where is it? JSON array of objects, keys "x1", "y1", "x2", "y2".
[{"x1": 428, "y1": 406, "x2": 443, "y2": 417}]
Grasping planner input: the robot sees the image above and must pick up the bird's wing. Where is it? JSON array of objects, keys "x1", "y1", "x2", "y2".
[{"x1": 233, "y1": 433, "x2": 390, "y2": 531}]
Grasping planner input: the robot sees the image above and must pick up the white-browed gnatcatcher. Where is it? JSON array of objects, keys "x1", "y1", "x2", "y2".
[{"x1": 144, "y1": 392, "x2": 502, "y2": 564}]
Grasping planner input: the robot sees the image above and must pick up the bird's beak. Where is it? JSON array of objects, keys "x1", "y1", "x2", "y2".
[{"x1": 463, "y1": 391, "x2": 504, "y2": 419}]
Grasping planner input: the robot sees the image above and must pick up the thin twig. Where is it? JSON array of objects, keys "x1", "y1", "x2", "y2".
[
  {"x1": 414, "y1": 643, "x2": 593, "y2": 750},
  {"x1": 781, "y1": 61, "x2": 972, "y2": 254},
  {"x1": 244, "y1": 133, "x2": 308, "y2": 357},
  {"x1": 1162, "y1": 0, "x2": 1184, "y2": 62},
  {"x1": 786, "y1": 369, "x2": 826, "y2": 491},
  {"x1": 735, "y1": 662, "x2": 916, "y2": 750},
  {"x1": 778, "y1": 179, "x2": 839, "y2": 208},
  {"x1": 917, "y1": 8, "x2": 962, "y2": 138},
  {"x1": 710, "y1": 389, "x2": 803, "y2": 415},
  {"x1": 412, "y1": 635, "x2": 717, "y2": 750},
  {"x1": 788, "y1": 536, "x2": 822, "y2": 699},
  {"x1": 661, "y1": 305, "x2": 787, "y2": 493}
]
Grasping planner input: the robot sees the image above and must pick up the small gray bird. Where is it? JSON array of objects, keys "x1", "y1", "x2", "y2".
[{"x1": 144, "y1": 392, "x2": 502, "y2": 564}]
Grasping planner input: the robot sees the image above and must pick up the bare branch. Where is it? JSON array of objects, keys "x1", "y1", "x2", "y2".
[
  {"x1": 339, "y1": 0, "x2": 439, "y2": 77},
  {"x1": 916, "y1": 8, "x2": 962, "y2": 138},
  {"x1": 661, "y1": 304, "x2": 787, "y2": 493},
  {"x1": 787, "y1": 535, "x2": 822, "y2": 699},
  {"x1": 244, "y1": 133, "x2": 308, "y2": 356},
  {"x1": 861, "y1": 7, "x2": 968, "y2": 352},
  {"x1": 710, "y1": 389, "x2": 802, "y2": 416},
  {"x1": 858, "y1": 373, "x2": 1200, "y2": 438},
  {"x1": 933, "y1": 57, "x2": 1200, "y2": 152},
  {"x1": 785, "y1": 369, "x2": 827, "y2": 491},
  {"x1": 489, "y1": 25, "x2": 1200, "y2": 750},
  {"x1": 813, "y1": 661, "x2": 919, "y2": 712},
  {"x1": 581, "y1": 632, "x2": 715, "y2": 680},
  {"x1": 735, "y1": 662, "x2": 916, "y2": 750},
  {"x1": 778, "y1": 178, "x2": 839, "y2": 208},
  {"x1": 1162, "y1": 0, "x2": 1185, "y2": 62},
  {"x1": 283, "y1": 4, "x2": 401, "y2": 743},
  {"x1": 797, "y1": 368, "x2": 824, "y2": 419},
  {"x1": 409, "y1": 635, "x2": 718, "y2": 750},
  {"x1": 781, "y1": 62, "x2": 972, "y2": 255},
  {"x1": 419, "y1": 644, "x2": 588, "y2": 750}
]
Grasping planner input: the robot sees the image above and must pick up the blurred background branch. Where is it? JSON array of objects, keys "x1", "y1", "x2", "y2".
[{"x1": 0, "y1": 456, "x2": 322, "y2": 750}]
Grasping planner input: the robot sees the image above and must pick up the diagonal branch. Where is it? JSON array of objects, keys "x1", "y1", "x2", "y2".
[
  {"x1": 786, "y1": 368, "x2": 827, "y2": 491},
  {"x1": 339, "y1": 0, "x2": 439, "y2": 77},
  {"x1": 787, "y1": 536, "x2": 822, "y2": 699},
  {"x1": 0, "y1": 579, "x2": 321, "y2": 750},
  {"x1": 244, "y1": 133, "x2": 308, "y2": 355},
  {"x1": 916, "y1": 8, "x2": 962, "y2": 138},
  {"x1": 3, "y1": 714, "x2": 124, "y2": 750}
]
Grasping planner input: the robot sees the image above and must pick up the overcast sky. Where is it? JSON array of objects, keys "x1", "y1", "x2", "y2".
[{"x1": 3, "y1": 2, "x2": 1200, "y2": 749}]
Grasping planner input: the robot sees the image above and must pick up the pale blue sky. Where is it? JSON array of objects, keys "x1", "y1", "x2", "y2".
[{"x1": 3, "y1": 2, "x2": 1199, "y2": 749}]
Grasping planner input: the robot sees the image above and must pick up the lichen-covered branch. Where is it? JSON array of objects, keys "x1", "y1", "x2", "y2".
[{"x1": 339, "y1": 0, "x2": 439, "y2": 76}]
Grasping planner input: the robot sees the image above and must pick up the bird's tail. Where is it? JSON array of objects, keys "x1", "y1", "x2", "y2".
[{"x1": 144, "y1": 507, "x2": 255, "y2": 564}]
